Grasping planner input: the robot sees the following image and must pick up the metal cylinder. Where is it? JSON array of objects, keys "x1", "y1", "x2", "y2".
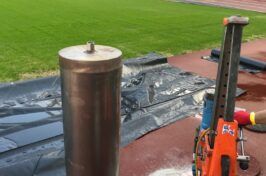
[
  {"x1": 59, "y1": 43, "x2": 122, "y2": 176},
  {"x1": 200, "y1": 91, "x2": 215, "y2": 130}
]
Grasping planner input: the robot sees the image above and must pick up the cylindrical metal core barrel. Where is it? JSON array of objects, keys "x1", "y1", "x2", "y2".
[
  {"x1": 200, "y1": 90, "x2": 215, "y2": 130},
  {"x1": 59, "y1": 43, "x2": 122, "y2": 176}
]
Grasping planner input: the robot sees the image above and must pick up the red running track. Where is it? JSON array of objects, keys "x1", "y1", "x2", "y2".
[{"x1": 179, "y1": 0, "x2": 266, "y2": 13}]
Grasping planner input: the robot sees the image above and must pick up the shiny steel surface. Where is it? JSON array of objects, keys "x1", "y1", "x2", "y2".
[{"x1": 59, "y1": 44, "x2": 122, "y2": 176}]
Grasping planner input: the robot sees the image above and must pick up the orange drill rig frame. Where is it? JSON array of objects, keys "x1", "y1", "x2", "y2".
[{"x1": 192, "y1": 16, "x2": 249, "y2": 176}]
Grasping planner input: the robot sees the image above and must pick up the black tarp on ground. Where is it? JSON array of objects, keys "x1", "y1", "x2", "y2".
[
  {"x1": 202, "y1": 49, "x2": 266, "y2": 74},
  {"x1": 0, "y1": 53, "x2": 244, "y2": 176}
]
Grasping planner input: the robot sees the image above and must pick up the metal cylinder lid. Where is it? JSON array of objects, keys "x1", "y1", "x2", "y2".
[
  {"x1": 59, "y1": 42, "x2": 122, "y2": 73},
  {"x1": 204, "y1": 89, "x2": 215, "y2": 101}
]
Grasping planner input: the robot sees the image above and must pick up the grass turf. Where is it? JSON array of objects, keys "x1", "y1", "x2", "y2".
[{"x1": 1, "y1": 0, "x2": 266, "y2": 81}]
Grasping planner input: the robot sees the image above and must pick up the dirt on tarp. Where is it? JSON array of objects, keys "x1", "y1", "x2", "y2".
[{"x1": 0, "y1": 53, "x2": 245, "y2": 176}]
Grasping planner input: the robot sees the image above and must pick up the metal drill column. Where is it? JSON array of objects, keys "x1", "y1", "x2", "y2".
[{"x1": 210, "y1": 16, "x2": 249, "y2": 148}]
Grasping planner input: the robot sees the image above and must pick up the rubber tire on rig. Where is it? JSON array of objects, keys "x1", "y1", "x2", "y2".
[
  {"x1": 239, "y1": 161, "x2": 249, "y2": 170},
  {"x1": 221, "y1": 155, "x2": 230, "y2": 176}
]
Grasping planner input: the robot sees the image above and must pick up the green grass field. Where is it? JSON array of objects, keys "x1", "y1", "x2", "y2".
[{"x1": 1, "y1": 0, "x2": 266, "y2": 81}]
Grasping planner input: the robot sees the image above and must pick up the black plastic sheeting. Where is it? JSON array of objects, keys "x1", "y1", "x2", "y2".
[
  {"x1": 246, "y1": 124, "x2": 266, "y2": 133},
  {"x1": 202, "y1": 49, "x2": 265, "y2": 74},
  {"x1": 0, "y1": 53, "x2": 245, "y2": 176}
]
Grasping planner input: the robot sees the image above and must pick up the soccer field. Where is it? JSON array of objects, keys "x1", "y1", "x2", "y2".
[{"x1": 1, "y1": 0, "x2": 266, "y2": 81}]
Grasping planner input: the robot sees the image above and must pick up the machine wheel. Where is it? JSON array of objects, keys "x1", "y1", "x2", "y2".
[{"x1": 239, "y1": 161, "x2": 249, "y2": 170}]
